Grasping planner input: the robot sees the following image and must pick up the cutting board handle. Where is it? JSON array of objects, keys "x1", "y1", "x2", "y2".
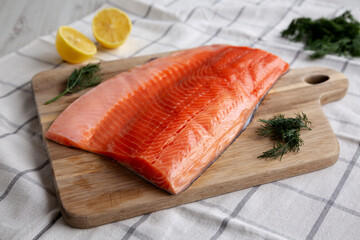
[
  {"x1": 273, "y1": 67, "x2": 349, "y2": 106},
  {"x1": 303, "y1": 67, "x2": 348, "y2": 105}
]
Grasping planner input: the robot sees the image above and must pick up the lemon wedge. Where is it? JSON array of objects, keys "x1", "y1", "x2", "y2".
[
  {"x1": 92, "y1": 8, "x2": 132, "y2": 48},
  {"x1": 55, "y1": 26, "x2": 97, "y2": 64}
]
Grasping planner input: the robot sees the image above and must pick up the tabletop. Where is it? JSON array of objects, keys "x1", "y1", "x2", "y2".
[
  {"x1": 1, "y1": 0, "x2": 360, "y2": 57},
  {"x1": 1, "y1": 0, "x2": 360, "y2": 239}
]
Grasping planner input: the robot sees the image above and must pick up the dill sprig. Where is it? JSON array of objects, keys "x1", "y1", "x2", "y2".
[
  {"x1": 45, "y1": 63, "x2": 102, "y2": 105},
  {"x1": 281, "y1": 11, "x2": 360, "y2": 59},
  {"x1": 257, "y1": 113, "x2": 312, "y2": 160}
]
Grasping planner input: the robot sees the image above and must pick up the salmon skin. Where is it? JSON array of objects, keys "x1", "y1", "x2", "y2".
[{"x1": 46, "y1": 45, "x2": 289, "y2": 194}]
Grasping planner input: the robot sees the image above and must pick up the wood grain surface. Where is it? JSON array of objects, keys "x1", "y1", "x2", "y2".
[{"x1": 32, "y1": 52, "x2": 348, "y2": 228}]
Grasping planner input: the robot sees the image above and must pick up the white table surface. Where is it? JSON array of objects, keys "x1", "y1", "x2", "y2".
[
  {"x1": 1, "y1": 0, "x2": 360, "y2": 57},
  {"x1": 0, "y1": 0, "x2": 106, "y2": 57}
]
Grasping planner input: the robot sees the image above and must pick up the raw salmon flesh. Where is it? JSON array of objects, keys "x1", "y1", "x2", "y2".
[{"x1": 46, "y1": 45, "x2": 289, "y2": 194}]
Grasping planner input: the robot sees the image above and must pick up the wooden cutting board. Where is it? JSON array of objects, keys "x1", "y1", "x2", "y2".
[{"x1": 32, "y1": 52, "x2": 348, "y2": 229}]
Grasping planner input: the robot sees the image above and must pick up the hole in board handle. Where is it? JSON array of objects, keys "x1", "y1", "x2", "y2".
[{"x1": 305, "y1": 75, "x2": 329, "y2": 84}]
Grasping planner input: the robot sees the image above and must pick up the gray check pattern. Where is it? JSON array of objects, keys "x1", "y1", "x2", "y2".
[{"x1": 1, "y1": 0, "x2": 360, "y2": 239}]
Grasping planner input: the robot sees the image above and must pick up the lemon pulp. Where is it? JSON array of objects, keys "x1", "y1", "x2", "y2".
[
  {"x1": 56, "y1": 26, "x2": 97, "y2": 64},
  {"x1": 92, "y1": 8, "x2": 132, "y2": 48}
]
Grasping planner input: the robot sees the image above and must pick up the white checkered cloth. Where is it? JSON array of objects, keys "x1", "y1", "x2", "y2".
[{"x1": 1, "y1": 0, "x2": 360, "y2": 239}]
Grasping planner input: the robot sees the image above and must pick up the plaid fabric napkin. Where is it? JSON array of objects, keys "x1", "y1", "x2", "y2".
[{"x1": 1, "y1": 0, "x2": 359, "y2": 239}]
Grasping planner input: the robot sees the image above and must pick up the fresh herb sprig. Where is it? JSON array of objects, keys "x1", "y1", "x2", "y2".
[
  {"x1": 281, "y1": 11, "x2": 360, "y2": 59},
  {"x1": 257, "y1": 113, "x2": 312, "y2": 160},
  {"x1": 45, "y1": 63, "x2": 102, "y2": 105}
]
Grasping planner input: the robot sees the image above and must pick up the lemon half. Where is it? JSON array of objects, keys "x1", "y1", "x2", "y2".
[
  {"x1": 92, "y1": 8, "x2": 132, "y2": 49},
  {"x1": 56, "y1": 26, "x2": 97, "y2": 64}
]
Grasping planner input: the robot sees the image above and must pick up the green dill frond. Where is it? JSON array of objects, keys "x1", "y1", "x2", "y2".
[
  {"x1": 281, "y1": 11, "x2": 360, "y2": 59},
  {"x1": 257, "y1": 112, "x2": 312, "y2": 160},
  {"x1": 45, "y1": 63, "x2": 102, "y2": 105}
]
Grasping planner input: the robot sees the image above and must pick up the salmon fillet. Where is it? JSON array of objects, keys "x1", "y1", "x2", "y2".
[{"x1": 46, "y1": 45, "x2": 289, "y2": 194}]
